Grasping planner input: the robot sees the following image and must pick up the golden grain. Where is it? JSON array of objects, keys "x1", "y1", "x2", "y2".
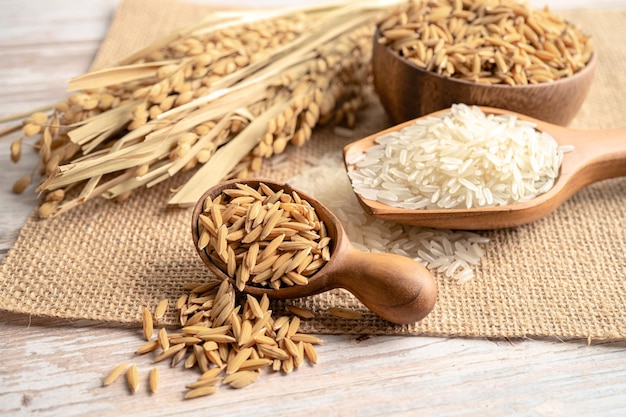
[
  {"x1": 22, "y1": 123, "x2": 41, "y2": 137},
  {"x1": 287, "y1": 316, "x2": 300, "y2": 338},
  {"x1": 250, "y1": 312, "x2": 273, "y2": 338},
  {"x1": 252, "y1": 254, "x2": 280, "y2": 275},
  {"x1": 168, "y1": 336, "x2": 202, "y2": 345},
  {"x1": 212, "y1": 303, "x2": 237, "y2": 329},
  {"x1": 126, "y1": 364, "x2": 140, "y2": 393},
  {"x1": 103, "y1": 363, "x2": 128, "y2": 386},
  {"x1": 237, "y1": 319, "x2": 253, "y2": 347},
  {"x1": 157, "y1": 328, "x2": 170, "y2": 351},
  {"x1": 185, "y1": 376, "x2": 223, "y2": 389},
  {"x1": 281, "y1": 356, "x2": 294, "y2": 374},
  {"x1": 197, "y1": 183, "x2": 330, "y2": 289},
  {"x1": 135, "y1": 340, "x2": 160, "y2": 355},
  {"x1": 285, "y1": 271, "x2": 309, "y2": 286},
  {"x1": 282, "y1": 337, "x2": 300, "y2": 359},
  {"x1": 154, "y1": 299, "x2": 168, "y2": 320},
  {"x1": 205, "y1": 349, "x2": 224, "y2": 368},
  {"x1": 273, "y1": 315, "x2": 289, "y2": 330},
  {"x1": 184, "y1": 386, "x2": 218, "y2": 399},
  {"x1": 223, "y1": 370, "x2": 260, "y2": 389},
  {"x1": 149, "y1": 367, "x2": 159, "y2": 393},
  {"x1": 182, "y1": 324, "x2": 215, "y2": 334},
  {"x1": 257, "y1": 343, "x2": 290, "y2": 361},
  {"x1": 106, "y1": 275, "x2": 324, "y2": 397},
  {"x1": 193, "y1": 344, "x2": 211, "y2": 373},
  {"x1": 10, "y1": 140, "x2": 21, "y2": 163},
  {"x1": 12, "y1": 175, "x2": 31, "y2": 194},
  {"x1": 182, "y1": 303, "x2": 200, "y2": 316},
  {"x1": 198, "y1": 367, "x2": 224, "y2": 381},
  {"x1": 286, "y1": 304, "x2": 316, "y2": 319},
  {"x1": 238, "y1": 358, "x2": 272, "y2": 372},
  {"x1": 226, "y1": 347, "x2": 253, "y2": 374},
  {"x1": 259, "y1": 294, "x2": 270, "y2": 313},
  {"x1": 184, "y1": 351, "x2": 198, "y2": 369},
  {"x1": 245, "y1": 295, "x2": 265, "y2": 319},
  {"x1": 196, "y1": 324, "x2": 233, "y2": 335},
  {"x1": 379, "y1": 0, "x2": 593, "y2": 85},
  {"x1": 186, "y1": 310, "x2": 207, "y2": 326},
  {"x1": 175, "y1": 294, "x2": 188, "y2": 310},
  {"x1": 170, "y1": 345, "x2": 188, "y2": 368},
  {"x1": 275, "y1": 323, "x2": 290, "y2": 342},
  {"x1": 142, "y1": 307, "x2": 154, "y2": 340},
  {"x1": 290, "y1": 333, "x2": 323, "y2": 344},
  {"x1": 198, "y1": 333, "x2": 237, "y2": 344},
  {"x1": 152, "y1": 343, "x2": 186, "y2": 363},
  {"x1": 189, "y1": 295, "x2": 213, "y2": 305},
  {"x1": 303, "y1": 342, "x2": 319, "y2": 364},
  {"x1": 293, "y1": 341, "x2": 305, "y2": 368}
]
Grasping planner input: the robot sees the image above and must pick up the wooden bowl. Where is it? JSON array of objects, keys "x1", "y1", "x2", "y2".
[{"x1": 372, "y1": 29, "x2": 596, "y2": 126}]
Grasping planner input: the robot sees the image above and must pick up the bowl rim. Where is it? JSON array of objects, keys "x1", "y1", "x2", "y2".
[{"x1": 373, "y1": 27, "x2": 597, "y2": 90}]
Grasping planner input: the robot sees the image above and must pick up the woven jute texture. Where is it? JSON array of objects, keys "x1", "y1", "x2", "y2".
[{"x1": 1, "y1": 0, "x2": 624, "y2": 339}]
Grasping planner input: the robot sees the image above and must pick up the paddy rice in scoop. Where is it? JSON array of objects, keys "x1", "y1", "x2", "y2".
[{"x1": 196, "y1": 182, "x2": 331, "y2": 292}]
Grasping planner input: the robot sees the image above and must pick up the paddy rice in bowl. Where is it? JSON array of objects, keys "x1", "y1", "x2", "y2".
[{"x1": 372, "y1": 0, "x2": 596, "y2": 125}]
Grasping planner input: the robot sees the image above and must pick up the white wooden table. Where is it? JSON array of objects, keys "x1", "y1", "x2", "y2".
[{"x1": 1, "y1": 1, "x2": 625, "y2": 416}]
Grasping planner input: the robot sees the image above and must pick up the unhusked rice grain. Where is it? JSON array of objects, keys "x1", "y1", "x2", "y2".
[
  {"x1": 196, "y1": 182, "x2": 330, "y2": 291},
  {"x1": 346, "y1": 104, "x2": 569, "y2": 210},
  {"x1": 287, "y1": 152, "x2": 490, "y2": 282},
  {"x1": 102, "y1": 279, "x2": 321, "y2": 399},
  {"x1": 377, "y1": 0, "x2": 593, "y2": 85}
]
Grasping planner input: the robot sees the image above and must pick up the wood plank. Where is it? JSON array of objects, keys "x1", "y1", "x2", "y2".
[{"x1": 0, "y1": 1, "x2": 625, "y2": 416}]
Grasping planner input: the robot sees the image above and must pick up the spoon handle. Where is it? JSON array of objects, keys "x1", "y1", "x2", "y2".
[
  {"x1": 562, "y1": 127, "x2": 626, "y2": 186},
  {"x1": 331, "y1": 245, "x2": 437, "y2": 325}
]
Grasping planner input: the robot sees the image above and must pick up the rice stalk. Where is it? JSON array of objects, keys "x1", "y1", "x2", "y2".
[{"x1": 3, "y1": 1, "x2": 403, "y2": 218}]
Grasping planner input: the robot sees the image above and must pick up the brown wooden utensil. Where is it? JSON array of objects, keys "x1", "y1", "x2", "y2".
[
  {"x1": 343, "y1": 106, "x2": 626, "y2": 230},
  {"x1": 191, "y1": 178, "x2": 438, "y2": 325},
  {"x1": 372, "y1": 28, "x2": 596, "y2": 126}
]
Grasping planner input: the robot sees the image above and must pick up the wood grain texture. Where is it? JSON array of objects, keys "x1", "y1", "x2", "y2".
[{"x1": 1, "y1": 1, "x2": 625, "y2": 416}]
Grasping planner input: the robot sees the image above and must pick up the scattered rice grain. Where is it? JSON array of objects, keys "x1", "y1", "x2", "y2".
[
  {"x1": 184, "y1": 386, "x2": 218, "y2": 399},
  {"x1": 142, "y1": 307, "x2": 154, "y2": 341},
  {"x1": 286, "y1": 304, "x2": 316, "y2": 319},
  {"x1": 103, "y1": 363, "x2": 128, "y2": 386},
  {"x1": 126, "y1": 364, "x2": 140, "y2": 394},
  {"x1": 149, "y1": 368, "x2": 159, "y2": 393},
  {"x1": 327, "y1": 307, "x2": 363, "y2": 319}
]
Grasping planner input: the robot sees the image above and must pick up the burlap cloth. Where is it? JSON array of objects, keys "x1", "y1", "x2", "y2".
[{"x1": 1, "y1": 0, "x2": 624, "y2": 339}]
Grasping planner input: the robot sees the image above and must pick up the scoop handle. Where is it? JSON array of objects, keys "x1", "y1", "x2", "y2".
[
  {"x1": 563, "y1": 127, "x2": 626, "y2": 184},
  {"x1": 330, "y1": 244, "x2": 437, "y2": 325}
]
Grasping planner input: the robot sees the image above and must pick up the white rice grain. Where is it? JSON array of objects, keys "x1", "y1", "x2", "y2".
[
  {"x1": 287, "y1": 153, "x2": 490, "y2": 283},
  {"x1": 347, "y1": 104, "x2": 568, "y2": 210}
]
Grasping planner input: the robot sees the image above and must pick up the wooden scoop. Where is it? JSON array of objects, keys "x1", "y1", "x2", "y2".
[
  {"x1": 191, "y1": 179, "x2": 437, "y2": 325},
  {"x1": 343, "y1": 107, "x2": 626, "y2": 230}
]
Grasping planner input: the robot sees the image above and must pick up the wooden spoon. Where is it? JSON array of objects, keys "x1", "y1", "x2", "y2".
[
  {"x1": 191, "y1": 178, "x2": 437, "y2": 325},
  {"x1": 343, "y1": 106, "x2": 626, "y2": 230}
]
